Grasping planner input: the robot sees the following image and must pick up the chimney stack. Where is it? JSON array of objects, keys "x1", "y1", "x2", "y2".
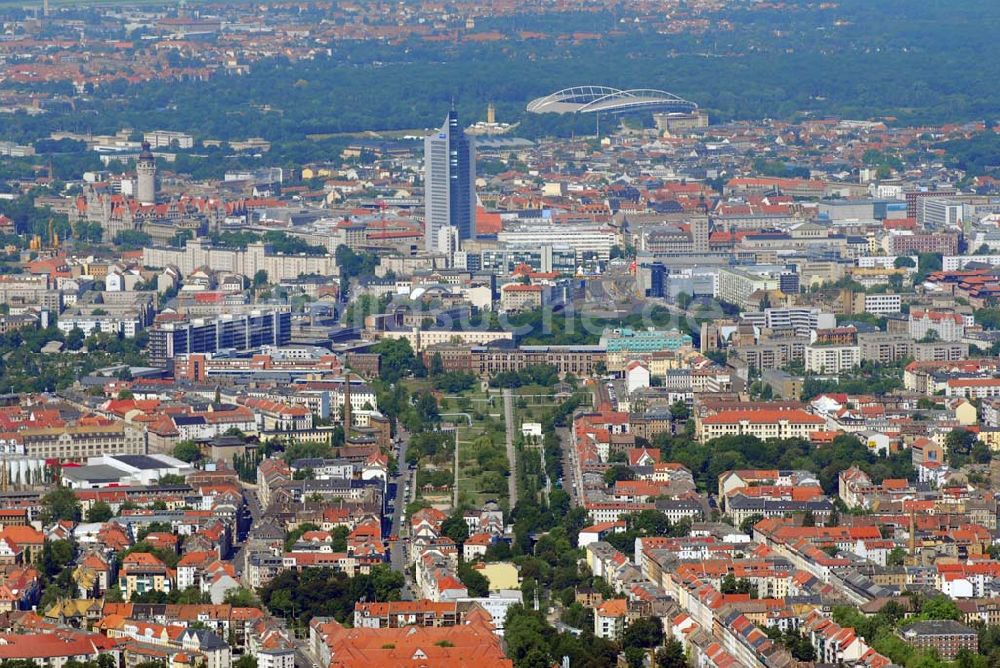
[{"x1": 343, "y1": 372, "x2": 352, "y2": 434}]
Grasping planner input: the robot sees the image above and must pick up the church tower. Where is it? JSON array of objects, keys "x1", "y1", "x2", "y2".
[{"x1": 136, "y1": 142, "x2": 157, "y2": 205}]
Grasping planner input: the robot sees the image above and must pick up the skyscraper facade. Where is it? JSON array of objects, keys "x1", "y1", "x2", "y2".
[
  {"x1": 648, "y1": 262, "x2": 666, "y2": 298},
  {"x1": 424, "y1": 110, "x2": 475, "y2": 253}
]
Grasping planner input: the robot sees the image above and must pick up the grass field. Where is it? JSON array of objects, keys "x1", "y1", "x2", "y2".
[
  {"x1": 451, "y1": 388, "x2": 508, "y2": 510},
  {"x1": 407, "y1": 379, "x2": 586, "y2": 512},
  {"x1": 454, "y1": 386, "x2": 588, "y2": 507}
]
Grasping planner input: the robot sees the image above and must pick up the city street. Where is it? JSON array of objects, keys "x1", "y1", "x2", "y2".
[
  {"x1": 234, "y1": 484, "x2": 262, "y2": 580},
  {"x1": 502, "y1": 389, "x2": 518, "y2": 508},
  {"x1": 560, "y1": 386, "x2": 597, "y2": 509},
  {"x1": 294, "y1": 639, "x2": 319, "y2": 668},
  {"x1": 558, "y1": 425, "x2": 582, "y2": 507},
  {"x1": 388, "y1": 427, "x2": 416, "y2": 599}
]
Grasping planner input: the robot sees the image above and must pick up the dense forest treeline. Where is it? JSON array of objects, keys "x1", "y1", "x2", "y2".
[{"x1": 0, "y1": 0, "x2": 998, "y2": 150}]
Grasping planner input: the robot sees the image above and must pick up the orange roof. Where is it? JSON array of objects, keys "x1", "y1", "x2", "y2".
[
  {"x1": 0, "y1": 526, "x2": 43, "y2": 546},
  {"x1": 581, "y1": 521, "x2": 626, "y2": 534},
  {"x1": 0, "y1": 631, "x2": 118, "y2": 659},
  {"x1": 315, "y1": 614, "x2": 511, "y2": 668},
  {"x1": 122, "y1": 552, "x2": 167, "y2": 568},
  {"x1": 476, "y1": 207, "x2": 502, "y2": 235},
  {"x1": 596, "y1": 598, "x2": 628, "y2": 617},
  {"x1": 501, "y1": 283, "x2": 543, "y2": 293},
  {"x1": 355, "y1": 600, "x2": 456, "y2": 615}
]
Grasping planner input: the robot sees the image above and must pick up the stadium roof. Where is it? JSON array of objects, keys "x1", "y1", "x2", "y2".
[{"x1": 527, "y1": 86, "x2": 697, "y2": 115}]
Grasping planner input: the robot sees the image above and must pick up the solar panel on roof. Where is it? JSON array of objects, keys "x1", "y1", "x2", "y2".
[{"x1": 112, "y1": 454, "x2": 170, "y2": 469}]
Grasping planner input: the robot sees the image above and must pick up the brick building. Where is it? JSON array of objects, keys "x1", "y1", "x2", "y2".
[{"x1": 897, "y1": 620, "x2": 977, "y2": 660}]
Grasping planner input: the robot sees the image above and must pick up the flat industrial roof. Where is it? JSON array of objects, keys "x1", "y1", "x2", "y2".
[
  {"x1": 62, "y1": 465, "x2": 125, "y2": 483},
  {"x1": 112, "y1": 454, "x2": 171, "y2": 470}
]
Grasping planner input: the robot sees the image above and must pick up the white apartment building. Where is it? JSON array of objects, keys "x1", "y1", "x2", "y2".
[
  {"x1": 945, "y1": 379, "x2": 1000, "y2": 400},
  {"x1": 942, "y1": 255, "x2": 1000, "y2": 271},
  {"x1": 870, "y1": 183, "x2": 903, "y2": 199},
  {"x1": 497, "y1": 224, "x2": 618, "y2": 260},
  {"x1": 742, "y1": 307, "x2": 835, "y2": 336},
  {"x1": 594, "y1": 600, "x2": 628, "y2": 641},
  {"x1": 457, "y1": 591, "x2": 522, "y2": 635},
  {"x1": 857, "y1": 255, "x2": 917, "y2": 270},
  {"x1": 718, "y1": 267, "x2": 781, "y2": 310},
  {"x1": 909, "y1": 310, "x2": 966, "y2": 342},
  {"x1": 19, "y1": 422, "x2": 146, "y2": 461},
  {"x1": 256, "y1": 648, "x2": 295, "y2": 668},
  {"x1": 144, "y1": 130, "x2": 194, "y2": 149},
  {"x1": 143, "y1": 239, "x2": 337, "y2": 283},
  {"x1": 919, "y1": 197, "x2": 964, "y2": 229},
  {"x1": 57, "y1": 312, "x2": 144, "y2": 338},
  {"x1": 174, "y1": 412, "x2": 258, "y2": 442},
  {"x1": 805, "y1": 343, "x2": 861, "y2": 374},
  {"x1": 377, "y1": 327, "x2": 512, "y2": 352},
  {"x1": 697, "y1": 409, "x2": 826, "y2": 443},
  {"x1": 863, "y1": 294, "x2": 902, "y2": 315}
]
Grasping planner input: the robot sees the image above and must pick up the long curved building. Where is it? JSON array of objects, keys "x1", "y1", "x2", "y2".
[{"x1": 526, "y1": 86, "x2": 697, "y2": 115}]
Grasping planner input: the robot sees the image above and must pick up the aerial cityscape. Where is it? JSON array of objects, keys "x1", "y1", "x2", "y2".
[{"x1": 0, "y1": 0, "x2": 998, "y2": 667}]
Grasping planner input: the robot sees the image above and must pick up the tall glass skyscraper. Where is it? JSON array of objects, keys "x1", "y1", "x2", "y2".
[{"x1": 424, "y1": 110, "x2": 476, "y2": 253}]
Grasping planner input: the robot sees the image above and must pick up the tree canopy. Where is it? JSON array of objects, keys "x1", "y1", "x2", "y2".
[
  {"x1": 172, "y1": 440, "x2": 202, "y2": 463},
  {"x1": 652, "y1": 432, "x2": 912, "y2": 494},
  {"x1": 85, "y1": 501, "x2": 114, "y2": 523},
  {"x1": 40, "y1": 487, "x2": 81, "y2": 524},
  {"x1": 259, "y1": 566, "x2": 404, "y2": 625}
]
